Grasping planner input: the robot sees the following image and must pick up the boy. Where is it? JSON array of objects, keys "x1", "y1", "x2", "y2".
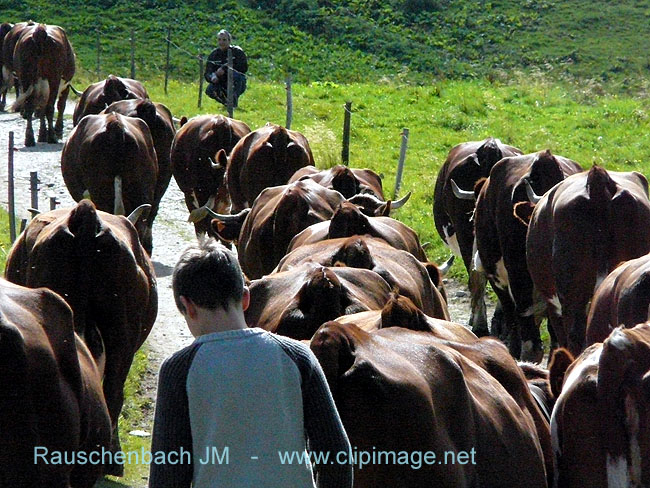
[{"x1": 149, "y1": 239, "x2": 352, "y2": 487}]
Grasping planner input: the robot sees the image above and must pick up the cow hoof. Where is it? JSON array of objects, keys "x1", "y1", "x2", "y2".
[
  {"x1": 48, "y1": 135, "x2": 59, "y2": 144},
  {"x1": 25, "y1": 136, "x2": 35, "y2": 147}
]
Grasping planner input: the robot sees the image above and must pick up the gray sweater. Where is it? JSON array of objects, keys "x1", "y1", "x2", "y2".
[{"x1": 149, "y1": 327, "x2": 352, "y2": 487}]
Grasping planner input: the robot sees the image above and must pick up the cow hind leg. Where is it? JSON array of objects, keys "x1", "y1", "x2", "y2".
[
  {"x1": 469, "y1": 268, "x2": 489, "y2": 336},
  {"x1": 37, "y1": 114, "x2": 48, "y2": 143},
  {"x1": 24, "y1": 110, "x2": 35, "y2": 147},
  {"x1": 55, "y1": 84, "x2": 69, "y2": 139}
]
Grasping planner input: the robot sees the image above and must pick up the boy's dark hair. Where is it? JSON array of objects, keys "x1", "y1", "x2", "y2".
[{"x1": 173, "y1": 238, "x2": 245, "y2": 313}]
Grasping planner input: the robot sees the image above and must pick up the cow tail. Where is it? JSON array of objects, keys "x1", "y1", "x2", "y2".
[
  {"x1": 0, "y1": 319, "x2": 38, "y2": 480},
  {"x1": 587, "y1": 165, "x2": 618, "y2": 278},
  {"x1": 67, "y1": 200, "x2": 101, "y2": 245},
  {"x1": 10, "y1": 85, "x2": 34, "y2": 113}
]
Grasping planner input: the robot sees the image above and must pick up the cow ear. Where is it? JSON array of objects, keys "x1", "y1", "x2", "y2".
[
  {"x1": 549, "y1": 348, "x2": 574, "y2": 398},
  {"x1": 215, "y1": 149, "x2": 228, "y2": 170},
  {"x1": 513, "y1": 201, "x2": 535, "y2": 226},
  {"x1": 179, "y1": 116, "x2": 188, "y2": 128},
  {"x1": 380, "y1": 293, "x2": 429, "y2": 332},
  {"x1": 474, "y1": 177, "x2": 488, "y2": 196},
  {"x1": 310, "y1": 321, "x2": 357, "y2": 393}
]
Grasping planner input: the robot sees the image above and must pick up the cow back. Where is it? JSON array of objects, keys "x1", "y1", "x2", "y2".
[
  {"x1": 73, "y1": 75, "x2": 148, "y2": 126},
  {"x1": 246, "y1": 264, "x2": 393, "y2": 339},
  {"x1": 237, "y1": 179, "x2": 345, "y2": 279},
  {"x1": 276, "y1": 236, "x2": 449, "y2": 320},
  {"x1": 226, "y1": 124, "x2": 314, "y2": 211},
  {"x1": 527, "y1": 166, "x2": 650, "y2": 355},
  {"x1": 289, "y1": 165, "x2": 384, "y2": 199},
  {"x1": 586, "y1": 253, "x2": 650, "y2": 345},
  {"x1": 310, "y1": 322, "x2": 547, "y2": 488}
]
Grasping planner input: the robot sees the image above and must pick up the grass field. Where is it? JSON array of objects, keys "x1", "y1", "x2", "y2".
[{"x1": 126, "y1": 74, "x2": 650, "y2": 280}]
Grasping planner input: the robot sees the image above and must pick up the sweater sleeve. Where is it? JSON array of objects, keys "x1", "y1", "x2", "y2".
[
  {"x1": 149, "y1": 344, "x2": 200, "y2": 488},
  {"x1": 270, "y1": 336, "x2": 353, "y2": 488}
]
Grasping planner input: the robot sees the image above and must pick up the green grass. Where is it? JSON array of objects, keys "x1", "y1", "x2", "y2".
[
  {"x1": 130, "y1": 74, "x2": 650, "y2": 283},
  {"x1": 0, "y1": 209, "x2": 12, "y2": 271},
  {"x1": 97, "y1": 348, "x2": 152, "y2": 487},
  {"x1": 2, "y1": 0, "x2": 650, "y2": 92}
]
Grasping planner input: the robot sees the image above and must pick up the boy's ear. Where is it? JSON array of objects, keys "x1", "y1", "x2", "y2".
[
  {"x1": 180, "y1": 296, "x2": 197, "y2": 319},
  {"x1": 241, "y1": 286, "x2": 250, "y2": 312}
]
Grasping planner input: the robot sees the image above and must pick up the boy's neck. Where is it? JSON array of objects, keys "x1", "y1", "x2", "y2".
[{"x1": 191, "y1": 305, "x2": 248, "y2": 337}]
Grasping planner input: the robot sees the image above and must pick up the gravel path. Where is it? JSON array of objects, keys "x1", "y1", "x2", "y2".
[{"x1": 0, "y1": 96, "x2": 494, "y2": 487}]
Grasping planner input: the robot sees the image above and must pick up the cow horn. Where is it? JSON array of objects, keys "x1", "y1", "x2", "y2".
[
  {"x1": 188, "y1": 195, "x2": 216, "y2": 223},
  {"x1": 127, "y1": 204, "x2": 151, "y2": 225},
  {"x1": 205, "y1": 207, "x2": 247, "y2": 223},
  {"x1": 451, "y1": 180, "x2": 475, "y2": 200},
  {"x1": 524, "y1": 179, "x2": 542, "y2": 204},
  {"x1": 390, "y1": 191, "x2": 412, "y2": 210},
  {"x1": 208, "y1": 156, "x2": 223, "y2": 170},
  {"x1": 265, "y1": 142, "x2": 273, "y2": 149},
  {"x1": 438, "y1": 255, "x2": 455, "y2": 276}
]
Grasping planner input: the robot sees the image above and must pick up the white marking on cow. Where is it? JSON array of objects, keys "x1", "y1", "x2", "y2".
[
  {"x1": 625, "y1": 394, "x2": 642, "y2": 485},
  {"x1": 82, "y1": 189, "x2": 92, "y2": 200},
  {"x1": 1, "y1": 66, "x2": 10, "y2": 88},
  {"x1": 606, "y1": 454, "x2": 629, "y2": 488},
  {"x1": 551, "y1": 346, "x2": 603, "y2": 488},
  {"x1": 191, "y1": 190, "x2": 200, "y2": 210},
  {"x1": 472, "y1": 249, "x2": 484, "y2": 273},
  {"x1": 113, "y1": 176, "x2": 125, "y2": 215},
  {"x1": 442, "y1": 225, "x2": 461, "y2": 257},
  {"x1": 10, "y1": 85, "x2": 34, "y2": 112},
  {"x1": 33, "y1": 78, "x2": 49, "y2": 112},
  {"x1": 494, "y1": 257, "x2": 509, "y2": 290},
  {"x1": 549, "y1": 295, "x2": 562, "y2": 317}
]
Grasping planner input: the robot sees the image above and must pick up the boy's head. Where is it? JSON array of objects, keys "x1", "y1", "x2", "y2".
[{"x1": 173, "y1": 238, "x2": 245, "y2": 314}]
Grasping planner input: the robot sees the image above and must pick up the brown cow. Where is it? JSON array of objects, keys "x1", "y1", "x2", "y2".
[
  {"x1": 474, "y1": 150, "x2": 583, "y2": 361},
  {"x1": 549, "y1": 324, "x2": 650, "y2": 487},
  {"x1": 1, "y1": 21, "x2": 31, "y2": 111},
  {"x1": 102, "y1": 98, "x2": 176, "y2": 237},
  {"x1": 245, "y1": 263, "x2": 394, "y2": 339},
  {"x1": 311, "y1": 321, "x2": 548, "y2": 488},
  {"x1": 211, "y1": 179, "x2": 346, "y2": 279},
  {"x1": 226, "y1": 123, "x2": 314, "y2": 212},
  {"x1": 0, "y1": 21, "x2": 14, "y2": 110},
  {"x1": 276, "y1": 236, "x2": 450, "y2": 320},
  {"x1": 433, "y1": 138, "x2": 523, "y2": 335},
  {"x1": 0, "y1": 278, "x2": 111, "y2": 487},
  {"x1": 289, "y1": 164, "x2": 384, "y2": 199},
  {"x1": 9, "y1": 22, "x2": 75, "y2": 146},
  {"x1": 586, "y1": 253, "x2": 650, "y2": 345},
  {"x1": 73, "y1": 74, "x2": 148, "y2": 126},
  {"x1": 61, "y1": 111, "x2": 159, "y2": 254},
  {"x1": 527, "y1": 166, "x2": 650, "y2": 356},
  {"x1": 5, "y1": 200, "x2": 157, "y2": 476},
  {"x1": 287, "y1": 200, "x2": 428, "y2": 261},
  {"x1": 170, "y1": 114, "x2": 251, "y2": 234}
]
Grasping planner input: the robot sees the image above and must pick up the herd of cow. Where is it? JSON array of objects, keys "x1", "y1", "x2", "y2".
[{"x1": 1, "y1": 20, "x2": 649, "y2": 488}]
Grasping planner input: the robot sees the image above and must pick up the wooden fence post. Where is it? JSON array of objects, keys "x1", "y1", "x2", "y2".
[
  {"x1": 8, "y1": 131, "x2": 16, "y2": 242},
  {"x1": 286, "y1": 75, "x2": 293, "y2": 129},
  {"x1": 130, "y1": 28, "x2": 136, "y2": 79},
  {"x1": 29, "y1": 171, "x2": 39, "y2": 218},
  {"x1": 393, "y1": 128, "x2": 409, "y2": 199},
  {"x1": 198, "y1": 54, "x2": 204, "y2": 108},
  {"x1": 96, "y1": 29, "x2": 101, "y2": 81},
  {"x1": 164, "y1": 25, "x2": 171, "y2": 95},
  {"x1": 341, "y1": 101, "x2": 352, "y2": 166},
  {"x1": 227, "y1": 47, "x2": 234, "y2": 117}
]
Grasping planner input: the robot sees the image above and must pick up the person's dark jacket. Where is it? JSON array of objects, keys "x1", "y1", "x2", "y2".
[{"x1": 205, "y1": 45, "x2": 248, "y2": 82}]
